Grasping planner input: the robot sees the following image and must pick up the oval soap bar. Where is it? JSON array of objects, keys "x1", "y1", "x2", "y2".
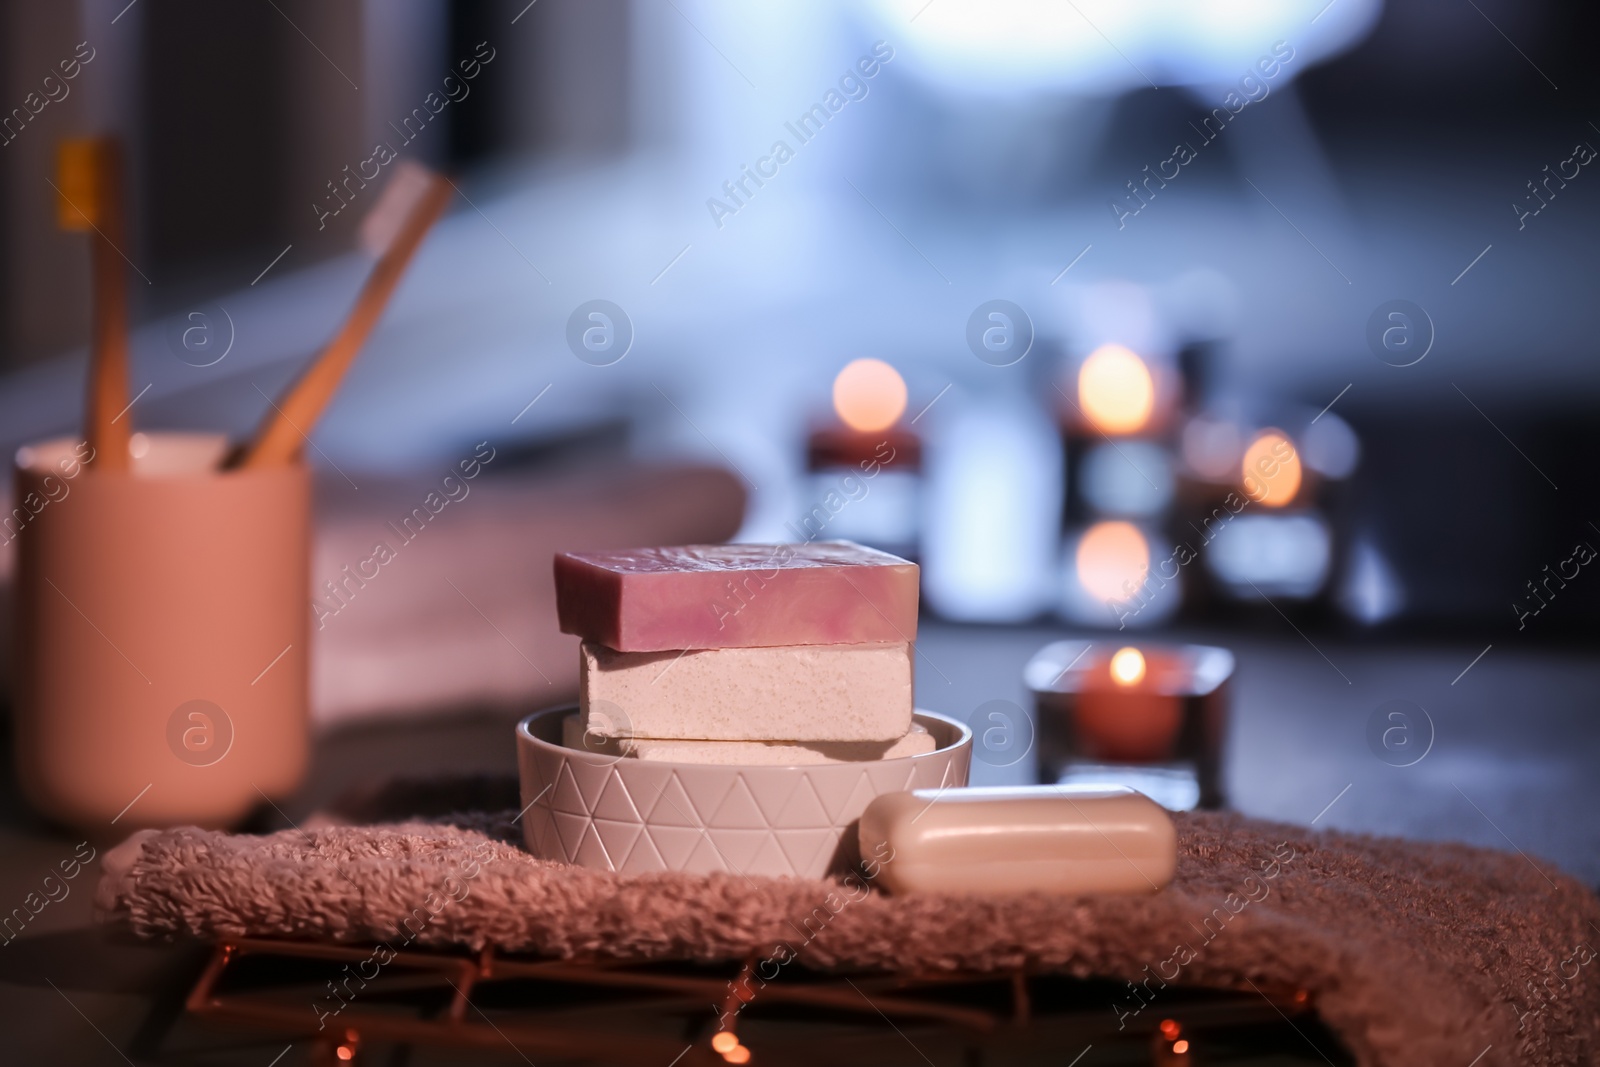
[{"x1": 858, "y1": 785, "x2": 1177, "y2": 895}]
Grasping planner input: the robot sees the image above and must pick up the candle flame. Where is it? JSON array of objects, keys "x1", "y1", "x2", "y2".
[
  {"x1": 1078, "y1": 344, "x2": 1155, "y2": 435},
  {"x1": 1241, "y1": 429, "x2": 1302, "y2": 508},
  {"x1": 1110, "y1": 646, "x2": 1146, "y2": 687},
  {"x1": 833, "y1": 358, "x2": 907, "y2": 433}
]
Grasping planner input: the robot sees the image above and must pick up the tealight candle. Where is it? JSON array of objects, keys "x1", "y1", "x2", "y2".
[
  {"x1": 1025, "y1": 640, "x2": 1233, "y2": 810},
  {"x1": 1076, "y1": 646, "x2": 1184, "y2": 763},
  {"x1": 799, "y1": 359, "x2": 921, "y2": 556}
]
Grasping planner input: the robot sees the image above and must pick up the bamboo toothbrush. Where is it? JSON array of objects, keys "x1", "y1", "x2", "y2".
[
  {"x1": 230, "y1": 162, "x2": 454, "y2": 469},
  {"x1": 56, "y1": 136, "x2": 131, "y2": 471}
]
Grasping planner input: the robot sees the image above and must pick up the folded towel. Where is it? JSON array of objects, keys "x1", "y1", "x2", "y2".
[{"x1": 96, "y1": 788, "x2": 1599, "y2": 1067}]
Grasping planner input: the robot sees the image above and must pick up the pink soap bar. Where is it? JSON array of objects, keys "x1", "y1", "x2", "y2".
[{"x1": 555, "y1": 541, "x2": 918, "y2": 651}]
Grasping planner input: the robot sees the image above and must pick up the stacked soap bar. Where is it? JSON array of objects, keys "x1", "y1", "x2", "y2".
[
  {"x1": 562, "y1": 715, "x2": 933, "y2": 766},
  {"x1": 555, "y1": 542, "x2": 929, "y2": 763}
]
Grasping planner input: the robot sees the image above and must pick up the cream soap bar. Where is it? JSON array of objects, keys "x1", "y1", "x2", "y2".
[
  {"x1": 559, "y1": 714, "x2": 932, "y2": 764},
  {"x1": 858, "y1": 785, "x2": 1177, "y2": 896},
  {"x1": 579, "y1": 640, "x2": 913, "y2": 742},
  {"x1": 620, "y1": 723, "x2": 935, "y2": 765},
  {"x1": 560, "y1": 711, "x2": 620, "y2": 755},
  {"x1": 555, "y1": 541, "x2": 919, "y2": 652}
]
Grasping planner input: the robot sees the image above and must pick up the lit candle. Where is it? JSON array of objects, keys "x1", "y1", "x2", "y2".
[
  {"x1": 1078, "y1": 344, "x2": 1156, "y2": 436},
  {"x1": 834, "y1": 358, "x2": 906, "y2": 433},
  {"x1": 1025, "y1": 640, "x2": 1234, "y2": 810},
  {"x1": 803, "y1": 359, "x2": 922, "y2": 556},
  {"x1": 1240, "y1": 427, "x2": 1302, "y2": 508},
  {"x1": 1110, "y1": 645, "x2": 1147, "y2": 685},
  {"x1": 807, "y1": 358, "x2": 921, "y2": 470},
  {"x1": 1077, "y1": 646, "x2": 1183, "y2": 763},
  {"x1": 1055, "y1": 342, "x2": 1184, "y2": 626}
]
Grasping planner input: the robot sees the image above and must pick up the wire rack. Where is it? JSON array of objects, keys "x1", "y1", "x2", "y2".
[{"x1": 179, "y1": 938, "x2": 1353, "y2": 1066}]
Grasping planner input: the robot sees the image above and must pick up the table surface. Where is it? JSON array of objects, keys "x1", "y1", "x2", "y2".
[{"x1": 0, "y1": 621, "x2": 1594, "y2": 1065}]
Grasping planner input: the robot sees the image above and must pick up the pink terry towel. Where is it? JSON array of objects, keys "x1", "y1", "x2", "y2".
[{"x1": 97, "y1": 796, "x2": 1599, "y2": 1067}]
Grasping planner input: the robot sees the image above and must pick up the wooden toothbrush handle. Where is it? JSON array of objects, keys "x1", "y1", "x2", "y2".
[
  {"x1": 85, "y1": 143, "x2": 130, "y2": 470},
  {"x1": 232, "y1": 177, "x2": 453, "y2": 469}
]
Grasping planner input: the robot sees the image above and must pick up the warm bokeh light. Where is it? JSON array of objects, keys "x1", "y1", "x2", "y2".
[
  {"x1": 336, "y1": 1047, "x2": 355, "y2": 1062},
  {"x1": 1076, "y1": 521, "x2": 1150, "y2": 603},
  {"x1": 833, "y1": 358, "x2": 907, "y2": 432},
  {"x1": 1078, "y1": 344, "x2": 1155, "y2": 435},
  {"x1": 711, "y1": 1032, "x2": 740, "y2": 1054},
  {"x1": 1241, "y1": 429, "x2": 1302, "y2": 508},
  {"x1": 1110, "y1": 646, "x2": 1147, "y2": 687},
  {"x1": 1173, "y1": 1039, "x2": 1190, "y2": 1054},
  {"x1": 1160, "y1": 1019, "x2": 1181, "y2": 1038},
  {"x1": 724, "y1": 1044, "x2": 752, "y2": 1064}
]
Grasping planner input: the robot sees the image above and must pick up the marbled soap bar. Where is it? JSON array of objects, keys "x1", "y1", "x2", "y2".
[
  {"x1": 579, "y1": 640, "x2": 913, "y2": 742},
  {"x1": 555, "y1": 541, "x2": 918, "y2": 652}
]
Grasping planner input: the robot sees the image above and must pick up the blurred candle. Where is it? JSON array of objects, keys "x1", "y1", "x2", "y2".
[
  {"x1": 1078, "y1": 344, "x2": 1155, "y2": 435},
  {"x1": 1240, "y1": 428, "x2": 1302, "y2": 507},
  {"x1": 803, "y1": 359, "x2": 920, "y2": 555},
  {"x1": 1075, "y1": 520, "x2": 1150, "y2": 604},
  {"x1": 833, "y1": 358, "x2": 907, "y2": 433}
]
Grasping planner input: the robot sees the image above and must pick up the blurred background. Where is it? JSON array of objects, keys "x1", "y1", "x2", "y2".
[
  {"x1": 4, "y1": 0, "x2": 1599, "y2": 632},
  {"x1": 2, "y1": 0, "x2": 1599, "y2": 909}
]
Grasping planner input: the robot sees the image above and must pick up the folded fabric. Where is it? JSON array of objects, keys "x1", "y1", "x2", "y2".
[{"x1": 97, "y1": 795, "x2": 1600, "y2": 1067}]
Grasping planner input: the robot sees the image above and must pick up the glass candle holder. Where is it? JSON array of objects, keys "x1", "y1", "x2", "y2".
[
  {"x1": 798, "y1": 426, "x2": 921, "y2": 559},
  {"x1": 1025, "y1": 640, "x2": 1232, "y2": 810}
]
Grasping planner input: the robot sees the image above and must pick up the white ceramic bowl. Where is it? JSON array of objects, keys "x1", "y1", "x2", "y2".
[{"x1": 516, "y1": 707, "x2": 972, "y2": 878}]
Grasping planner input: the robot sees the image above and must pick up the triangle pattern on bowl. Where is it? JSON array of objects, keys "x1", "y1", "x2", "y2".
[
  {"x1": 644, "y1": 773, "x2": 701, "y2": 827},
  {"x1": 622, "y1": 830, "x2": 668, "y2": 873},
  {"x1": 593, "y1": 770, "x2": 641, "y2": 822},
  {"x1": 745, "y1": 833, "x2": 794, "y2": 877},
  {"x1": 646, "y1": 824, "x2": 704, "y2": 869},
  {"x1": 550, "y1": 760, "x2": 588, "y2": 815},
  {"x1": 593, "y1": 816, "x2": 644, "y2": 870},
  {"x1": 552, "y1": 809, "x2": 590, "y2": 858},
  {"x1": 774, "y1": 827, "x2": 838, "y2": 876},
  {"x1": 777, "y1": 774, "x2": 833, "y2": 828},
  {"x1": 710, "y1": 775, "x2": 768, "y2": 829}
]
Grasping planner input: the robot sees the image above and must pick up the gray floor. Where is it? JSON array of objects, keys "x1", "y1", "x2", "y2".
[{"x1": 0, "y1": 621, "x2": 1593, "y2": 1064}]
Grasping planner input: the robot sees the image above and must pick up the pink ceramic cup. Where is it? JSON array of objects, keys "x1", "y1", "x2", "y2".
[{"x1": 10, "y1": 432, "x2": 310, "y2": 834}]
